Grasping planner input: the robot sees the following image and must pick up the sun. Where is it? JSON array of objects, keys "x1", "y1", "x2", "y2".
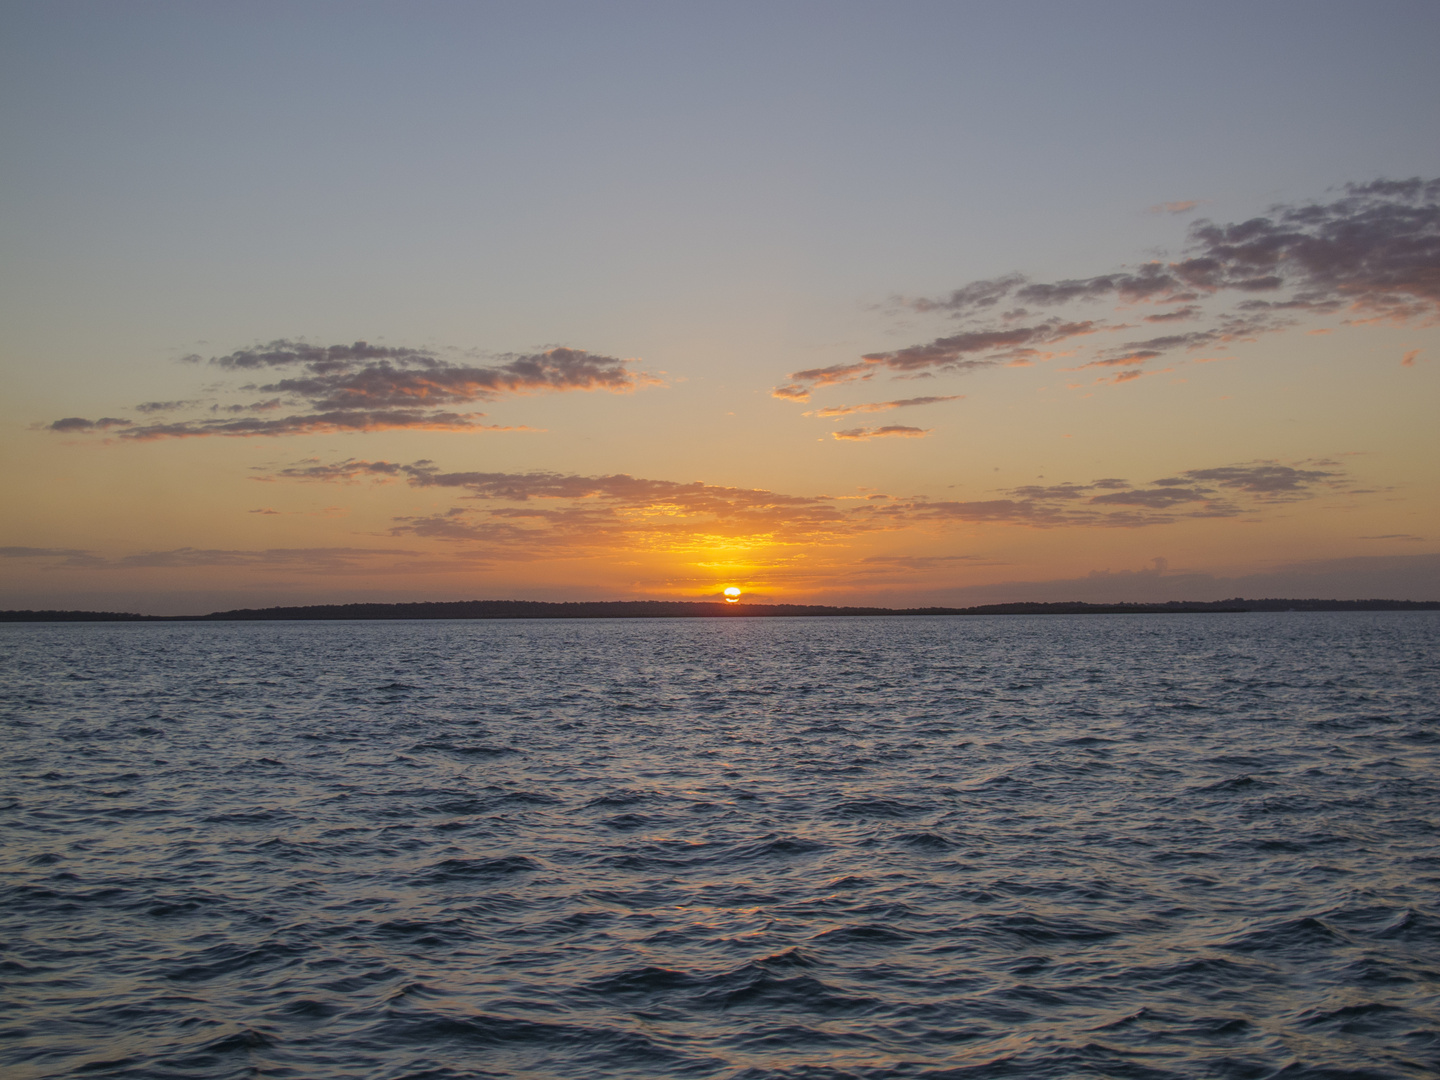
[{"x1": 722, "y1": 586, "x2": 742, "y2": 603}]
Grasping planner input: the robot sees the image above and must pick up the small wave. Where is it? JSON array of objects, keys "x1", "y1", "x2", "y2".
[
  {"x1": 1374, "y1": 908, "x2": 1440, "y2": 941},
  {"x1": 812, "y1": 923, "x2": 913, "y2": 946},
  {"x1": 163, "y1": 941, "x2": 308, "y2": 983},
  {"x1": 411, "y1": 741, "x2": 516, "y2": 757},
  {"x1": 200, "y1": 1027, "x2": 276, "y2": 1053},
  {"x1": 1223, "y1": 915, "x2": 1350, "y2": 953},
  {"x1": 985, "y1": 913, "x2": 1117, "y2": 944},
  {"x1": 585, "y1": 790, "x2": 651, "y2": 808},
  {"x1": 830, "y1": 797, "x2": 924, "y2": 819},
  {"x1": 585, "y1": 964, "x2": 702, "y2": 996},
  {"x1": 695, "y1": 970, "x2": 877, "y2": 1015},
  {"x1": 202, "y1": 807, "x2": 281, "y2": 824},
  {"x1": 372, "y1": 918, "x2": 467, "y2": 945},
  {"x1": 1195, "y1": 774, "x2": 1267, "y2": 793},
  {"x1": 896, "y1": 831, "x2": 956, "y2": 850},
  {"x1": 757, "y1": 946, "x2": 818, "y2": 969},
  {"x1": 730, "y1": 835, "x2": 828, "y2": 860},
  {"x1": 412, "y1": 855, "x2": 541, "y2": 884},
  {"x1": 1298, "y1": 1001, "x2": 1405, "y2": 1033},
  {"x1": 277, "y1": 997, "x2": 342, "y2": 1018},
  {"x1": 602, "y1": 813, "x2": 649, "y2": 830}
]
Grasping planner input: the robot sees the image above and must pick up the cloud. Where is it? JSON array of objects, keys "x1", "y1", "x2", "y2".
[
  {"x1": 2, "y1": 545, "x2": 425, "y2": 573},
  {"x1": 1402, "y1": 349, "x2": 1422, "y2": 366},
  {"x1": 810, "y1": 395, "x2": 963, "y2": 418},
  {"x1": 116, "y1": 411, "x2": 536, "y2": 440},
  {"x1": 771, "y1": 383, "x2": 814, "y2": 401},
  {"x1": 831, "y1": 425, "x2": 930, "y2": 441},
  {"x1": 47, "y1": 417, "x2": 133, "y2": 432},
  {"x1": 249, "y1": 454, "x2": 1356, "y2": 567},
  {"x1": 266, "y1": 457, "x2": 411, "y2": 482},
  {"x1": 1143, "y1": 305, "x2": 1201, "y2": 323},
  {"x1": 907, "y1": 274, "x2": 1029, "y2": 315},
  {"x1": 5, "y1": 455, "x2": 1369, "y2": 588},
  {"x1": 857, "y1": 554, "x2": 992, "y2": 572},
  {"x1": 927, "y1": 553, "x2": 1440, "y2": 606},
  {"x1": 112, "y1": 547, "x2": 422, "y2": 570},
  {"x1": 0, "y1": 545, "x2": 105, "y2": 567},
  {"x1": 861, "y1": 320, "x2": 1099, "y2": 374},
  {"x1": 1149, "y1": 200, "x2": 1202, "y2": 215},
  {"x1": 780, "y1": 178, "x2": 1440, "y2": 399},
  {"x1": 1170, "y1": 462, "x2": 1340, "y2": 497},
  {"x1": 911, "y1": 460, "x2": 1344, "y2": 528},
  {"x1": 48, "y1": 340, "x2": 653, "y2": 440},
  {"x1": 135, "y1": 399, "x2": 202, "y2": 413},
  {"x1": 775, "y1": 322, "x2": 1099, "y2": 397},
  {"x1": 241, "y1": 344, "x2": 644, "y2": 409}
]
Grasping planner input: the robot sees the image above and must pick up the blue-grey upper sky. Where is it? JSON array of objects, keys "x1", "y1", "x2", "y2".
[{"x1": 5, "y1": 1, "x2": 1436, "y2": 348}]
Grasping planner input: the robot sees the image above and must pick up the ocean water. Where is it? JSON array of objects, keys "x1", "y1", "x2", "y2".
[{"x1": 2, "y1": 613, "x2": 1438, "y2": 1080}]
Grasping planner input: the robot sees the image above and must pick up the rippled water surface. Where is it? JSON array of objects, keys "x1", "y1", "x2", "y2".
[{"x1": 3, "y1": 613, "x2": 1439, "y2": 1079}]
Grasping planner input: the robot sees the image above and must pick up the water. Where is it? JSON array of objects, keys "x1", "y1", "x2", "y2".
[{"x1": 2, "y1": 613, "x2": 1438, "y2": 1079}]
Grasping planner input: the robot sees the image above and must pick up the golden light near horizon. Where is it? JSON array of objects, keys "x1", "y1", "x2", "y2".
[{"x1": 723, "y1": 586, "x2": 742, "y2": 604}]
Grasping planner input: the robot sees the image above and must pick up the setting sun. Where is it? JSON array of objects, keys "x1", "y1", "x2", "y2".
[{"x1": 722, "y1": 586, "x2": 742, "y2": 603}]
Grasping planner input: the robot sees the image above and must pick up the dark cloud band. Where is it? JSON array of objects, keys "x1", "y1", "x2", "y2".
[
  {"x1": 777, "y1": 177, "x2": 1440, "y2": 398},
  {"x1": 48, "y1": 341, "x2": 653, "y2": 440}
]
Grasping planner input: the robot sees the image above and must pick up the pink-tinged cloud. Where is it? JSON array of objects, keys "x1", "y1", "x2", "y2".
[
  {"x1": 1149, "y1": 200, "x2": 1202, "y2": 215},
  {"x1": 811, "y1": 395, "x2": 962, "y2": 418},
  {"x1": 1402, "y1": 349, "x2": 1421, "y2": 366},
  {"x1": 777, "y1": 322, "x2": 1102, "y2": 399},
  {"x1": 831, "y1": 425, "x2": 930, "y2": 441},
  {"x1": 860, "y1": 321, "x2": 1100, "y2": 373},
  {"x1": 771, "y1": 383, "x2": 813, "y2": 401}
]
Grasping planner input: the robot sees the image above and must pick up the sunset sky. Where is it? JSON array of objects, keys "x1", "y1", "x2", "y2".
[{"x1": 3, "y1": 1, "x2": 1438, "y2": 614}]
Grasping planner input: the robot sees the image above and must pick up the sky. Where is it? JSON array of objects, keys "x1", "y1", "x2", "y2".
[{"x1": 2, "y1": 0, "x2": 1438, "y2": 614}]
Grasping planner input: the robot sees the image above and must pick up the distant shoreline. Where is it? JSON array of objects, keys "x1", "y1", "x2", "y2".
[{"x1": 2, "y1": 598, "x2": 1438, "y2": 622}]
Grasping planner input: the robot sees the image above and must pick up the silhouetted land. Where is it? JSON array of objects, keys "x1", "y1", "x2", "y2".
[{"x1": 3, "y1": 598, "x2": 1438, "y2": 621}]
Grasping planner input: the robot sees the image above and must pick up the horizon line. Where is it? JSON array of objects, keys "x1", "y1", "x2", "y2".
[{"x1": 3, "y1": 596, "x2": 1439, "y2": 622}]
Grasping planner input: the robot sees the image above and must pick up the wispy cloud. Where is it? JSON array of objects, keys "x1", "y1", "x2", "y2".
[
  {"x1": 857, "y1": 554, "x2": 994, "y2": 572},
  {"x1": 1149, "y1": 199, "x2": 1202, "y2": 215},
  {"x1": 777, "y1": 178, "x2": 1440, "y2": 399},
  {"x1": 48, "y1": 341, "x2": 654, "y2": 440},
  {"x1": 48, "y1": 417, "x2": 133, "y2": 432},
  {"x1": 8, "y1": 457, "x2": 1359, "y2": 580},
  {"x1": 88, "y1": 411, "x2": 537, "y2": 440},
  {"x1": 135, "y1": 399, "x2": 203, "y2": 413},
  {"x1": 254, "y1": 455, "x2": 1354, "y2": 564},
  {"x1": 831, "y1": 425, "x2": 930, "y2": 441},
  {"x1": 0, "y1": 545, "x2": 106, "y2": 567},
  {"x1": 809, "y1": 395, "x2": 963, "y2": 418},
  {"x1": 3, "y1": 545, "x2": 425, "y2": 573}
]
